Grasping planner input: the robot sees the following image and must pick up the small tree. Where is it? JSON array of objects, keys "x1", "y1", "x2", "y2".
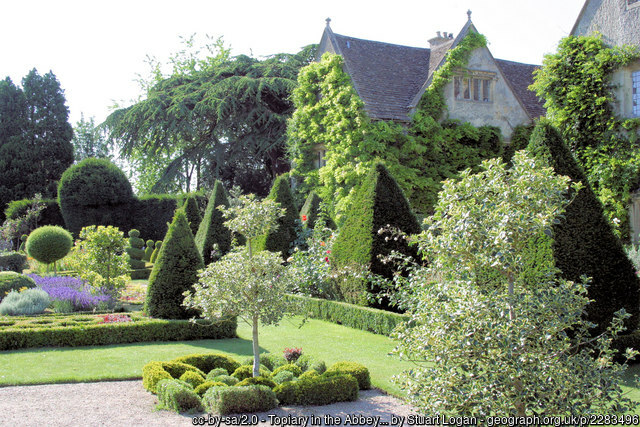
[
  {"x1": 184, "y1": 194, "x2": 288, "y2": 377},
  {"x1": 25, "y1": 225, "x2": 72, "y2": 274},
  {"x1": 393, "y1": 151, "x2": 638, "y2": 416}
]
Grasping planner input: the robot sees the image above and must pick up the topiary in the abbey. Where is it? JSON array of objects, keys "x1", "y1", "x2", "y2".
[
  {"x1": 300, "y1": 191, "x2": 335, "y2": 230},
  {"x1": 527, "y1": 120, "x2": 640, "y2": 332},
  {"x1": 150, "y1": 240, "x2": 162, "y2": 263},
  {"x1": 144, "y1": 239, "x2": 154, "y2": 261},
  {"x1": 127, "y1": 229, "x2": 151, "y2": 279},
  {"x1": 57, "y1": 158, "x2": 135, "y2": 235},
  {"x1": 256, "y1": 175, "x2": 299, "y2": 259},
  {"x1": 144, "y1": 209, "x2": 204, "y2": 319},
  {"x1": 194, "y1": 181, "x2": 232, "y2": 265},
  {"x1": 331, "y1": 163, "x2": 421, "y2": 309},
  {"x1": 182, "y1": 195, "x2": 202, "y2": 237}
]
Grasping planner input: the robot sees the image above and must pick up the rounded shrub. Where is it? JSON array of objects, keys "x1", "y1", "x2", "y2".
[
  {"x1": 0, "y1": 251, "x2": 28, "y2": 273},
  {"x1": 206, "y1": 368, "x2": 229, "y2": 379},
  {"x1": 325, "y1": 361, "x2": 371, "y2": 390},
  {"x1": 142, "y1": 361, "x2": 206, "y2": 393},
  {"x1": 179, "y1": 370, "x2": 205, "y2": 388},
  {"x1": 57, "y1": 158, "x2": 135, "y2": 235},
  {"x1": 0, "y1": 272, "x2": 36, "y2": 300},
  {"x1": 295, "y1": 354, "x2": 326, "y2": 374},
  {"x1": 235, "y1": 376, "x2": 277, "y2": 389},
  {"x1": 0, "y1": 288, "x2": 50, "y2": 315},
  {"x1": 272, "y1": 370, "x2": 295, "y2": 385},
  {"x1": 272, "y1": 364, "x2": 302, "y2": 378},
  {"x1": 171, "y1": 353, "x2": 241, "y2": 376},
  {"x1": 210, "y1": 375, "x2": 239, "y2": 386},
  {"x1": 298, "y1": 370, "x2": 319, "y2": 380},
  {"x1": 144, "y1": 239, "x2": 155, "y2": 261},
  {"x1": 26, "y1": 226, "x2": 73, "y2": 270},
  {"x1": 195, "y1": 381, "x2": 227, "y2": 397},
  {"x1": 273, "y1": 373, "x2": 358, "y2": 406},
  {"x1": 156, "y1": 379, "x2": 203, "y2": 413},
  {"x1": 259, "y1": 353, "x2": 288, "y2": 371},
  {"x1": 203, "y1": 384, "x2": 277, "y2": 415}
]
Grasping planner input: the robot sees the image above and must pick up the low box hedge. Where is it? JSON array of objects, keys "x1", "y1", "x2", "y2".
[
  {"x1": 274, "y1": 372, "x2": 359, "y2": 406},
  {"x1": 0, "y1": 313, "x2": 236, "y2": 350},
  {"x1": 287, "y1": 294, "x2": 409, "y2": 336}
]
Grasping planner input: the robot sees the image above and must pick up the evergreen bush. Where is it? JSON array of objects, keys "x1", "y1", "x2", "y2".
[
  {"x1": 528, "y1": 120, "x2": 640, "y2": 332},
  {"x1": 126, "y1": 229, "x2": 146, "y2": 269},
  {"x1": 0, "y1": 289, "x2": 50, "y2": 315},
  {"x1": 194, "y1": 181, "x2": 232, "y2": 265},
  {"x1": 325, "y1": 361, "x2": 371, "y2": 389},
  {"x1": 25, "y1": 225, "x2": 73, "y2": 273},
  {"x1": 179, "y1": 370, "x2": 206, "y2": 388},
  {"x1": 300, "y1": 191, "x2": 335, "y2": 229},
  {"x1": 170, "y1": 353, "x2": 241, "y2": 375},
  {"x1": 144, "y1": 210, "x2": 204, "y2": 319},
  {"x1": 150, "y1": 241, "x2": 162, "y2": 263},
  {"x1": 57, "y1": 158, "x2": 135, "y2": 235},
  {"x1": 273, "y1": 373, "x2": 358, "y2": 406},
  {"x1": 156, "y1": 378, "x2": 203, "y2": 413},
  {"x1": 144, "y1": 240, "x2": 154, "y2": 261},
  {"x1": 255, "y1": 175, "x2": 299, "y2": 259},
  {"x1": 182, "y1": 195, "x2": 202, "y2": 237},
  {"x1": 0, "y1": 272, "x2": 36, "y2": 301},
  {"x1": 203, "y1": 385, "x2": 278, "y2": 415},
  {"x1": 331, "y1": 163, "x2": 421, "y2": 308},
  {"x1": 0, "y1": 252, "x2": 28, "y2": 273}
]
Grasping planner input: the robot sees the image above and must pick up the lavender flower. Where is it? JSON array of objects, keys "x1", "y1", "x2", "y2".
[{"x1": 27, "y1": 274, "x2": 111, "y2": 311}]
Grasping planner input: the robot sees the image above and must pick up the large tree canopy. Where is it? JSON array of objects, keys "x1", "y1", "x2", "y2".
[
  {"x1": 0, "y1": 70, "x2": 74, "y2": 220},
  {"x1": 104, "y1": 38, "x2": 316, "y2": 196}
]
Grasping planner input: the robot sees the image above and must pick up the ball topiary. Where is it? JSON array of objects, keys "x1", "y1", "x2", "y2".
[
  {"x1": 255, "y1": 175, "x2": 299, "y2": 259},
  {"x1": 26, "y1": 225, "x2": 73, "y2": 273},
  {"x1": 57, "y1": 158, "x2": 135, "y2": 236},
  {"x1": 144, "y1": 209, "x2": 204, "y2": 319},
  {"x1": 182, "y1": 195, "x2": 202, "y2": 237},
  {"x1": 194, "y1": 181, "x2": 232, "y2": 265},
  {"x1": 0, "y1": 272, "x2": 36, "y2": 301},
  {"x1": 325, "y1": 361, "x2": 371, "y2": 390}
]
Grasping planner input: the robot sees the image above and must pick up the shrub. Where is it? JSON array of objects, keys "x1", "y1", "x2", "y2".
[
  {"x1": 210, "y1": 375, "x2": 239, "y2": 386},
  {"x1": 179, "y1": 370, "x2": 206, "y2": 388},
  {"x1": 231, "y1": 365, "x2": 271, "y2": 381},
  {"x1": 182, "y1": 195, "x2": 202, "y2": 237},
  {"x1": 255, "y1": 175, "x2": 299, "y2": 259},
  {"x1": 57, "y1": 158, "x2": 135, "y2": 236},
  {"x1": 5, "y1": 198, "x2": 64, "y2": 229},
  {"x1": 272, "y1": 370, "x2": 295, "y2": 385},
  {"x1": 144, "y1": 209, "x2": 204, "y2": 319},
  {"x1": 142, "y1": 361, "x2": 206, "y2": 393},
  {"x1": 272, "y1": 364, "x2": 302, "y2": 378},
  {"x1": 298, "y1": 370, "x2": 319, "y2": 380},
  {"x1": 150, "y1": 241, "x2": 162, "y2": 263},
  {"x1": 294, "y1": 354, "x2": 326, "y2": 374},
  {"x1": 283, "y1": 347, "x2": 303, "y2": 363},
  {"x1": 156, "y1": 378, "x2": 203, "y2": 413},
  {"x1": 206, "y1": 368, "x2": 229, "y2": 379},
  {"x1": 126, "y1": 229, "x2": 146, "y2": 269},
  {"x1": 274, "y1": 373, "x2": 358, "y2": 406},
  {"x1": 235, "y1": 376, "x2": 277, "y2": 389},
  {"x1": 325, "y1": 361, "x2": 371, "y2": 390},
  {"x1": 0, "y1": 288, "x2": 50, "y2": 315},
  {"x1": 300, "y1": 191, "x2": 335, "y2": 229},
  {"x1": 259, "y1": 353, "x2": 287, "y2": 371},
  {"x1": 194, "y1": 181, "x2": 232, "y2": 265},
  {"x1": 203, "y1": 385, "x2": 278, "y2": 415},
  {"x1": 0, "y1": 272, "x2": 36, "y2": 300},
  {"x1": 0, "y1": 251, "x2": 28, "y2": 273},
  {"x1": 144, "y1": 240, "x2": 154, "y2": 262},
  {"x1": 171, "y1": 353, "x2": 241, "y2": 376},
  {"x1": 25, "y1": 226, "x2": 72, "y2": 273},
  {"x1": 194, "y1": 381, "x2": 227, "y2": 397},
  {"x1": 331, "y1": 163, "x2": 421, "y2": 309},
  {"x1": 528, "y1": 121, "x2": 640, "y2": 332}
]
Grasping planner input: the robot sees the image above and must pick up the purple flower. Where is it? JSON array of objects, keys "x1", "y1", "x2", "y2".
[{"x1": 27, "y1": 274, "x2": 111, "y2": 311}]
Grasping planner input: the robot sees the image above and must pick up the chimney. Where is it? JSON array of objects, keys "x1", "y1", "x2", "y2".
[{"x1": 428, "y1": 31, "x2": 451, "y2": 48}]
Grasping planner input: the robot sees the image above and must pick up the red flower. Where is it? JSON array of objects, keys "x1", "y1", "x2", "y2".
[
  {"x1": 324, "y1": 257, "x2": 329, "y2": 263},
  {"x1": 302, "y1": 215, "x2": 307, "y2": 221},
  {"x1": 326, "y1": 250, "x2": 331, "y2": 254}
]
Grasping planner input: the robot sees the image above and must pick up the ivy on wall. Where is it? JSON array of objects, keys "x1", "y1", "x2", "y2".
[
  {"x1": 287, "y1": 31, "x2": 502, "y2": 222},
  {"x1": 531, "y1": 35, "x2": 640, "y2": 240}
]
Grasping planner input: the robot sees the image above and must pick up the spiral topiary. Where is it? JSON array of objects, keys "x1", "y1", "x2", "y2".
[
  {"x1": 144, "y1": 239, "x2": 155, "y2": 261},
  {"x1": 126, "y1": 229, "x2": 146, "y2": 269},
  {"x1": 25, "y1": 225, "x2": 73, "y2": 274}
]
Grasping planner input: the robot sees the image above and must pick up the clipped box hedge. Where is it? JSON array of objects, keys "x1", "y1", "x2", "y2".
[
  {"x1": 288, "y1": 294, "x2": 409, "y2": 336},
  {"x1": 0, "y1": 313, "x2": 236, "y2": 350}
]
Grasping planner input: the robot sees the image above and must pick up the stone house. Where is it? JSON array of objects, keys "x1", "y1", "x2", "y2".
[
  {"x1": 315, "y1": 12, "x2": 545, "y2": 159},
  {"x1": 571, "y1": 0, "x2": 640, "y2": 242}
]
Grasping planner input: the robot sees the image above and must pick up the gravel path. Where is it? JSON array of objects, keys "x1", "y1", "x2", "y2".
[{"x1": 0, "y1": 381, "x2": 417, "y2": 427}]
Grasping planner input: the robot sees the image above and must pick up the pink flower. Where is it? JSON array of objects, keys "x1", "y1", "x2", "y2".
[
  {"x1": 324, "y1": 257, "x2": 329, "y2": 263},
  {"x1": 302, "y1": 215, "x2": 308, "y2": 221}
]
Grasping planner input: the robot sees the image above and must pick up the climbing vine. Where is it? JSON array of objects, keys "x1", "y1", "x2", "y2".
[
  {"x1": 287, "y1": 32, "x2": 501, "y2": 222},
  {"x1": 532, "y1": 35, "x2": 640, "y2": 239}
]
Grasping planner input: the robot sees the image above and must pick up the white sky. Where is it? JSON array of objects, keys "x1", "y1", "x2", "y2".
[{"x1": 1, "y1": 0, "x2": 586, "y2": 126}]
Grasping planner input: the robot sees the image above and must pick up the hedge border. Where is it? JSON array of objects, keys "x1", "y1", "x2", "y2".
[
  {"x1": 0, "y1": 316, "x2": 236, "y2": 350},
  {"x1": 287, "y1": 294, "x2": 408, "y2": 336}
]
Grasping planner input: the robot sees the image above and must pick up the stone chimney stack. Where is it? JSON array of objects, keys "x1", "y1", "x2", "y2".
[{"x1": 428, "y1": 31, "x2": 452, "y2": 48}]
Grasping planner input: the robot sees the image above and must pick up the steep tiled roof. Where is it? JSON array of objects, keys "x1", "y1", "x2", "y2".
[
  {"x1": 332, "y1": 33, "x2": 430, "y2": 121},
  {"x1": 495, "y1": 59, "x2": 546, "y2": 119}
]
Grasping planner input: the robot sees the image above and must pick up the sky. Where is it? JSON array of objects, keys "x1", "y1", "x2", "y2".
[{"x1": 1, "y1": 0, "x2": 586, "y2": 126}]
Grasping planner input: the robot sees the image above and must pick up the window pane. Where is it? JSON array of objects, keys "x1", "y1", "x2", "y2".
[
  {"x1": 633, "y1": 71, "x2": 640, "y2": 117},
  {"x1": 463, "y1": 78, "x2": 470, "y2": 99},
  {"x1": 483, "y1": 80, "x2": 490, "y2": 102},
  {"x1": 454, "y1": 77, "x2": 460, "y2": 99},
  {"x1": 473, "y1": 79, "x2": 480, "y2": 101}
]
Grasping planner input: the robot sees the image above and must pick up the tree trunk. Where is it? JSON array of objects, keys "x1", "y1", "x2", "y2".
[{"x1": 252, "y1": 314, "x2": 260, "y2": 377}]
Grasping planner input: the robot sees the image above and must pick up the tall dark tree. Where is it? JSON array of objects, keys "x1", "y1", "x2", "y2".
[{"x1": 0, "y1": 70, "x2": 73, "y2": 220}]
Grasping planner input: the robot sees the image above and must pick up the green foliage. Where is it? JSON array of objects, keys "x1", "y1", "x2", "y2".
[
  {"x1": 231, "y1": 365, "x2": 271, "y2": 381},
  {"x1": 235, "y1": 375, "x2": 277, "y2": 389},
  {"x1": 331, "y1": 163, "x2": 421, "y2": 308},
  {"x1": 325, "y1": 361, "x2": 371, "y2": 390},
  {"x1": 194, "y1": 181, "x2": 231, "y2": 264},
  {"x1": 170, "y1": 353, "x2": 241, "y2": 376},
  {"x1": 271, "y1": 363, "x2": 302, "y2": 378},
  {"x1": 143, "y1": 240, "x2": 154, "y2": 261},
  {"x1": 255, "y1": 175, "x2": 299, "y2": 259},
  {"x1": 0, "y1": 252, "x2": 28, "y2": 273},
  {"x1": 57, "y1": 158, "x2": 135, "y2": 236},
  {"x1": 150, "y1": 241, "x2": 162, "y2": 263},
  {"x1": 0, "y1": 70, "x2": 74, "y2": 222},
  {"x1": 272, "y1": 370, "x2": 295, "y2": 385},
  {"x1": 142, "y1": 361, "x2": 205, "y2": 393},
  {"x1": 206, "y1": 368, "x2": 229, "y2": 379},
  {"x1": 182, "y1": 195, "x2": 202, "y2": 236},
  {"x1": 25, "y1": 225, "x2": 72, "y2": 269},
  {"x1": 299, "y1": 191, "x2": 331, "y2": 229},
  {"x1": 273, "y1": 373, "x2": 358, "y2": 406},
  {"x1": 532, "y1": 35, "x2": 640, "y2": 239},
  {"x1": 0, "y1": 272, "x2": 36, "y2": 300},
  {"x1": 210, "y1": 375, "x2": 239, "y2": 386},
  {"x1": 203, "y1": 384, "x2": 278, "y2": 415},
  {"x1": 293, "y1": 354, "x2": 326, "y2": 374},
  {"x1": 502, "y1": 124, "x2": 535, "y2": 165},
  {"x1": 258, "y1": 353, "x2": 287, "y2": 371},
  {"x1": 287, "y1": 294, "x2": 409, "y2": 336},
  {"x1": 178, "y1": 370, "x2": 205, "y2": 388},
  {"x1": 1, "y1": 195, "x2": 49, "y2": 250},
  {"x1": 145, "y1": 209, "x2": 204, "y2": 319},
  {"x1": 528, "y1": 120, "x2": 640, "y2": 331},
  {"x1": 0, "y1": 289, "x2": 50, "y2": 315},
  {"x1": 393, "y1": 149, "x2": 637, "y2": 416},
  {"x1": 67, "y1": 225, "x2": 129, "y2": 299},
  {"x1": 194, "y1": 381, "x2": 226, "y2": 397},
  {"x1": 298, "y1": 370, "x2": 319, "y2": 380},
  {"x1": 126, "y1": 229, "x2": 146, "y2": 269},
  {"x1": 156, "y1": 378, "x2": 203, "y2": 413},
  {"x1": 71, "y1": 114, "x2": 110, "y2": 162}
]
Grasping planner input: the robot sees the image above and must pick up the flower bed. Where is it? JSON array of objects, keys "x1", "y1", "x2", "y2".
[
  {"x1": 28, "y1": 274, "x2": 111, "y2": 312},
  {"x1": 0, "y1": 312, "x2": 237, "y2": 350}
]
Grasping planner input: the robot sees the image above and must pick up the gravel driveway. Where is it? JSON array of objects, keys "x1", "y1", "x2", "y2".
[{"x1": 0, "y1": 380, "x2": 417, "y2": 427}]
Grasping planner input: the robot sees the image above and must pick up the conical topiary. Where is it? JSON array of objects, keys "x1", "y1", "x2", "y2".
[
  {"x1": 331, "y1": 163, "x2": 421, "y2": 309},
  {"x1": 527, "y1": 120, "x2": 640, "y2": 332},
  {"x1": 182, "y1": 195, "x2": 202, "y2": 236},
  {"x1": 150, "y1": 240, "x2": 162, "y2": 263},
  {"x1": 194, "y1": 181, "x2": 232, "y2": 265},
  {"x1": 255, "y1": 175, "x2": 299, "y2": 259},
  {"x1": 300, "y1": 191, "x2": 336, "y2": 230},
  {"x1": 144, "y1": 209, "x2": 204, "y2": 319}
]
